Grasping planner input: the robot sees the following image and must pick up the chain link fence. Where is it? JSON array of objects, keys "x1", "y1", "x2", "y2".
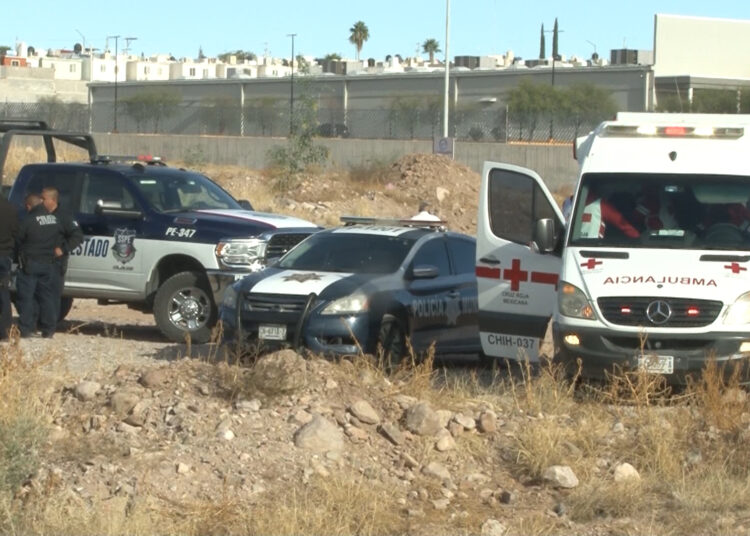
[{"x1": 3, "y1": 100, "x2": 598, "y2": 143}]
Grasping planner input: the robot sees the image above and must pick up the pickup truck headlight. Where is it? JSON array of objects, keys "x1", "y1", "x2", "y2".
[
  {"x1": 559, "y1": 282, "x2": 597, "y2": 320},
  {"x1": 320, "y1": 294, "x2": 369, "y2": 315},
  {"x1": 215, "y1": 238, "x2": 267, "y2": 270},
  {"x1": 723, "y1": 292, "x2": 750, "y2": 325},
  {"x1": 222, "y1": 284, "x2": 238, "y2": 309}
]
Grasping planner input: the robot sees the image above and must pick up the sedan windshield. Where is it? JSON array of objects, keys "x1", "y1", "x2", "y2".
[
  {"x1": 569, "y1": 173, "x2": 750, "y2": 251},
  {"x1": 130, "y1": 173, "x2": 241, "y2": 213},
  {"x1": 278, "y1": 233, "x2": 415, "y2": 274}
]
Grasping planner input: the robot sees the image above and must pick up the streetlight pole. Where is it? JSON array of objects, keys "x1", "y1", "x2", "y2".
[
  {"x1": 107, "y1": 34, "x2": 120, "y2": 132},
  {"x1": 287, "y1": 33, "x2": 296, "y2": 135},
  {"x1": 442, "y1": 0, "x2": 450, "y2": 138},
  {"x1": 76, "y1": 30, "x2": 92, "y2": 132},
  {"x1": 544, "y1": 23, "x2": 564, "y2": 141}
]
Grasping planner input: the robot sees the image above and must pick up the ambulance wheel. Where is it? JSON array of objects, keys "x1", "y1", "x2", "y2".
[
  {"x1": 377, "y1": 314, "x2": 407, "y2": 371},
  {"x1": 154, "y1": 271, "x2": 215, "y2": 344},
  {"x1": 58, "y1": 297, "x2": 73, "y2": 323}
]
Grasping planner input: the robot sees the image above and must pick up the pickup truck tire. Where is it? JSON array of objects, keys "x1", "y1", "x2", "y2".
[
  {"x1": 154, "y1": 271, "x2": 215, "y2": 344},
  {"x1": 59, "y1": 297, "x2": 74, "y2": 323}
]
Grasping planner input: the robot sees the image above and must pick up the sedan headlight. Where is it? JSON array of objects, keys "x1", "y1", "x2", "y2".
[
  {"x1": 215, "y1": 238, "x2": 268, "y2": 270},
  {"x1": 559, "y1": 282, "x2": 597, "y2": 320},
  {"x1": 320, "y1": 294, "x2": 369, "y2": 315},
  {"x1": 222, "y1": 284, "x2": 238, "y2": 308},
  {"x1": 723, "y1": 291, "x2": 750, "y2": 325}
]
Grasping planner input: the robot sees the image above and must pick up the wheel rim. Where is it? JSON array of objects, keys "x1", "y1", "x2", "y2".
[{"x1": 167, "y1": 286, "x2": 210, "y2": 332}]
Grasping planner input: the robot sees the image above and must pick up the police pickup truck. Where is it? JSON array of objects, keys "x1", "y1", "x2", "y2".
[{"x1": 2, "y1": 120, "x2": 318, "y2": 343}]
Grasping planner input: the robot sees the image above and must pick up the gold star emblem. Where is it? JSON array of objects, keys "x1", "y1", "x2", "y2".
[{"x1": 283, "y1": 272, "x2": 322, "y2": 283}]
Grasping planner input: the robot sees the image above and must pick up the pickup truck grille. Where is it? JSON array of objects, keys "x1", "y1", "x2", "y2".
[
  {"x1": 265, "y1": 233, "x2": 311, "y2": 261},
  {"x1": 242, "y1": 293, "x2": 309, "y2": 314},
  {"x1": 597, "y1": 297, "x2": 723, "y2": 328}
]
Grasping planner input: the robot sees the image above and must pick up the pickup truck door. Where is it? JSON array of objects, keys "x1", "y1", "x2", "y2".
[{"x1": 476, "y1": 162, "x2": 564, "y2": 362}]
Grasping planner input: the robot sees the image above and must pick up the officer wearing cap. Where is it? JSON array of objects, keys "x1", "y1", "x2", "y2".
[
  {"x1": 0, "y1": 193, "x2": 18, "y2": 340},
  {"x1": 16, "y1": 193, "x2": 62, "y2": 338}
]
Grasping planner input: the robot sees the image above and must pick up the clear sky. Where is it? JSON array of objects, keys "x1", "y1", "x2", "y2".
[{"x1": 3, "y1": 0, "x2": 749, "y2": 62}]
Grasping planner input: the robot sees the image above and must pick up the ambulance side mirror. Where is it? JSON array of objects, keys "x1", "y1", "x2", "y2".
[{"x1": 534, "y1": 218, "x2": 557, "y2": 253}]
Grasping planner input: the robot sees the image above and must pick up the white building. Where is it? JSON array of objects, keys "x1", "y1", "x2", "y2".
[
  {"x1": 126, "y1": 55, "x2": 172, "y2": 81},
  {"x1": 169, "y1": 58, "x2": 222, "y2": 80},
  {"x1": 39, "y1": 56, "x2": 83, "y2": 81}
]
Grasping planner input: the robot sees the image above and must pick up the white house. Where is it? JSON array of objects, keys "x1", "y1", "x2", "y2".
[
  {"x1": 169, "y1": 58, "x2": 221, "y2": 80},
  {"x1": 39, "y1": 55, "x2": 83, "y2": 81},
  {"x1": 126, "y1": 55, "x2": 172, "y2": 81}
]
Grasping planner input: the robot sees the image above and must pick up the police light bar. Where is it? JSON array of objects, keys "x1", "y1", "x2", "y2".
[
  {"x1": 340, "y1": 216, "x2": 446, "y2": 229},
  {"x1": 602, "y1": 124, "x2": 744, "y2": 139},
  {"x1": 92, "y1": 154, "x2": 166, "y2": 165}
]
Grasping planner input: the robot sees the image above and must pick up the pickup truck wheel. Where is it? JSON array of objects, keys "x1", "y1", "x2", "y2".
[
  {"x1": 58, "y1": 297, "x2": 73, "y2": 323},
  {"x1": 154, "y1": 271, "x2": 215, "y2": 343}
]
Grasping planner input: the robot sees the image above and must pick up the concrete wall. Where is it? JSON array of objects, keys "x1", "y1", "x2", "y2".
[{"x1": 92, "y1": 134, "x2": 579, "y2": 191}]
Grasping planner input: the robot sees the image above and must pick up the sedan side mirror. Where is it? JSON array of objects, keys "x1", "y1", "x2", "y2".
[
  {"x1": 534, "y1": 218, "x2": 557, "y2": 253},
  {"x1": 411, "y1": 264, "x2": 439, "y2": 279},
  {"x1": 237, "y1": 199, "x2": 253, "y2": 210}
]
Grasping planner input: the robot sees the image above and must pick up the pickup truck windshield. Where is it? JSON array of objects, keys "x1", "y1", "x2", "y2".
[
  {"x1": 569, "y1": 173, "x2": 750, "y2": 251},
  {"x1": 130, "y1": 173, "x2": 241, "y2": 213},
  {"x1": 278, "y1": 233, "x2": 415, "y2": 274}
]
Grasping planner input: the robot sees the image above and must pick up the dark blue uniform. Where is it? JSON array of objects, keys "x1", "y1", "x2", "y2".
[
  {"x1": 0, "y1": 197, "x2": 18, "y2": 339},
  {"x1": 16, "y1": 203, "x2": 62, "y2": 338}
]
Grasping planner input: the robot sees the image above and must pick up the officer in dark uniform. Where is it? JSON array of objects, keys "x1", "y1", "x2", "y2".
[
  {"x1": 41, "y1": 186, "x2": 83, "y2": 321},
  {"x1": 16, "y1": 193, "x2": 62, "y2": 338},
  {"x1": 0, "y1": 193, "x2": 19, "y2": 340}
]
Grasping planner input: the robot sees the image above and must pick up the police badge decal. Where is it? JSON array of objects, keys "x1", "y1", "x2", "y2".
[{"x1": 112, "y1": 228, "x2": 137, "y2": 264}]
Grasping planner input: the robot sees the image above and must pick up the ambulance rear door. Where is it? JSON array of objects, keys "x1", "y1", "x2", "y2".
[{"x1": 476, "y1": 162, "x2": 565, "y2": 362}]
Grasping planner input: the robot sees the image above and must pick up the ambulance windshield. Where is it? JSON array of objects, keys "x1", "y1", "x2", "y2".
[{"x1": 569, "y1": 173, "x2": 750, "y2": 251}]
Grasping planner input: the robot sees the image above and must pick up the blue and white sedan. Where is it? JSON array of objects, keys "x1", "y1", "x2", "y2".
[{"x1": 220, "y1": 218, "x2": 480, "y2": 364}]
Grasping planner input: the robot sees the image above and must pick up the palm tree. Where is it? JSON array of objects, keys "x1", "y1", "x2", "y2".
[
  {"x1": 349, "y1": 21, "x2": 369, "y2": 61},
  {"x1": 422, "y1": 38, "x2": 441, "y2": 64}
]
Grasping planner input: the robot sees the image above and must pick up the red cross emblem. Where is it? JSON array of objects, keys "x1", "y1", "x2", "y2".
[
  {"x1": 581, "y1": 258, "x2": 603, "y2": 270},
  {"x1": 725, "y1": 263, "x2": 747, "y2": 274},
  {"x1": 503, "y1": 259, "x2": 529, "y2": 291}
]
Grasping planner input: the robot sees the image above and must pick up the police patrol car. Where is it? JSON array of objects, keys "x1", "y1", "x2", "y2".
[
  {"x1": 3, "y1": 121, "x2": 318, "y2": 343},
  {"x1": 477, "y1": 112, "x2": 750, "y2": 384},
  {"x1": 220, "y1": 217, "x2": 480, "y2": 363}
]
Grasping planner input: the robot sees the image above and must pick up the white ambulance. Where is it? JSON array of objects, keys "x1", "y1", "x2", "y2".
[{"x1": 477, "y1": 112, "x2": 750, "y2": 383}]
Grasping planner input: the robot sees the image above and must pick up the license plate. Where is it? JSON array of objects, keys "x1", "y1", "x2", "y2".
[
  {"x1": 258, "y1": 324, "x2": 287, "y2": 341},
  {"x1": 638, "y1": 354, "x2": 674, "y2": 374},
  {"x1": 481, "y1": 332, "x2": 539, "y2": 361}
]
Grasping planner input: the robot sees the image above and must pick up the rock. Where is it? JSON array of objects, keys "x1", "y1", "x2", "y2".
[
  {"x1": 431, "y1": 498, "x2": 450, "y2": 510},
  {"x1": 422, "y1": 462, "x2": 451, "y2": 482},
  {"x1": 139, "y1": 369, "x2": 168, "y2": 389},
  {"x1": 345, "y1": 425, "x2": 369, "y2": 442},
  {"x1": 436, "y1": 409, "x2": 453, "y2": 428},
  {"x1": 294, "y1": 415, "x2": 344, "y2": 453},
  {"x1": 452, "y1": 413, "x2": 476, "y2": 430},
  {"x1": 217, "y1": 429, "x2": 235, "y2": 441},
  {"x1": 117, "y1": 422, "x2": 141, "y2": 435},
  {"x1": 324, "y1": 378, "x2": 338, "y2": 390},
  {"x1": 478, "y1": 411, "x2": 497, "y2": 433},
  {"x1": 723, "y1": 388, "x2": 748, "y2": 404},
  {"x1": 401, "y1": 452, "x2": 419, "y2": 469},
  {"x1": 448, "y1": 421, "x2": 464, "y2": 437},
  {"x1": 613, "y1": 462, "x2": 641, "y2": 482},
  {"x1": 435, "y1": 432, "x2": 456, "y2": 452},
  {"x1": 612, "y1": 421, "x2": 625, "y2": 434},
  {"x1": 176, "y1": 463, "x2": 190, "y2": 474},
  {"x1": 124, "y1": 399, "x2": 151, "y2": 427},
  {"x1": 235, "y1": 399, "x2": 262, "y2": 412},
  {"x1": 407, "y1": 508, "x2": 425, "y2": 518},
  {"x1": 481, "y1": 519, "x2": 508, "y2": 536},
  {"x1": 349, "y1": 399, "x2": 380, "y2": 425},
  {"x1": 405, "y1": 402, "x2": 443, "y2": 436},
  {"x1": 75, "y1": 381, "x2": 101, "y2": 401},
  {"x1": 378, "y1": 422, "x2": 404, "y2": 445},
  {"x1": 290, "y1": 409, "x2": 314, "y2": 426},
  {"x1": 251, "y1": 350, "x2": 307, "y2": 395},
  {"x1": 542, "y1": 465, "x2": 579, "y2": 488},
  {"x1": 394, "y1": 394, "x2": 417, "y2": 409},
  {"x1": 436, "y1": 187, "x2": 449, "y2": 203},
  {"x1": 553, "y1": 502, "x2": 568, "y2": 516},
  {"x1": 498, "y1": 490, "x2": 515, "y2": 504},
  {"x1": 110, "y1": 391, "x2": 140, "y2": 417}
]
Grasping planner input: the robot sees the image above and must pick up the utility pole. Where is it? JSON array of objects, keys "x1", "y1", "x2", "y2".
[
  {"x1": 544, "y1": 21, "x2": 564, "y2": 141},
  {"x1": 76, "y1": 30, "x2": 92, "y2": 132},
  {"x1": 107, "y1": 35, "x2": 120, "y2": 132},
  {"x1": 287, "y1": 33, "x2": 296, "y2": 135},
  {"x1": 442, "y1": 0, "x2": 450, "y2": 138}
]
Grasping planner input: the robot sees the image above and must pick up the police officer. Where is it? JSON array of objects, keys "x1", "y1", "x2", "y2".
[
  {"x1": 16, "y1": 193, "x2": 62, "y2": 338},
  {"x1": 41, "y1": 187, "x2": 83, "y2": 321},
  {"x1": 0, "y1": 193, "x2": 18, "y2": 340}
]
